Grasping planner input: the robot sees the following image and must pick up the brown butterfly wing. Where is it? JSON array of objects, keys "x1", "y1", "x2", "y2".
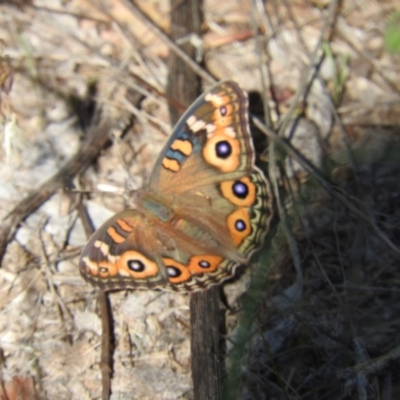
[
  {"x1": 79, "y1": 209, "x2": 168, "y2": 291},
  {"x1": 143, "y1": 81, "x2": 273, "y2": 290},
  {"x1": 79, "y1": 81, "x2": 273, "y2": 292}
]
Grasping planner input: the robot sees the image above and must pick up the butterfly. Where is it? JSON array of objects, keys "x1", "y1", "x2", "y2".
[{"x1": 79, "y1": 81, "x2": 273, "y2": 292}]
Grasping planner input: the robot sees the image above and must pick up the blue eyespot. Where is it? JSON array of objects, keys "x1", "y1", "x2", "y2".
[
  {"x1": 216, "y1": 140, "x2": 231, "y2": 159},
  {"x1": 232, "y1": 181, "x2": 248, "y2": 199},
  {"x1": 220, "y1": 106, "x2": 227, "y2": 116},
  {"x1": 128, "y1": 260, "x2": 145, "y2": 272},
  {"x1": 198, "y1": 260, "x2": 210, "y2": 269},
  {"x1": 167, "y1": 266, "x2": 181, "y2": 277},
  {"x1": 235, "y1": 219, "x2": 246, "y2": 232}
]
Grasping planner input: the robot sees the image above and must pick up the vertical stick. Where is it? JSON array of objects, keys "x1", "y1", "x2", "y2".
[{"x1": 168, "y1": 1, "x2": 223, "y2": 398}]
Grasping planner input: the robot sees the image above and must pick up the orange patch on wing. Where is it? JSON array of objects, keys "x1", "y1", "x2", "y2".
[
  {"x1": 162, "y1": 157, "x2": 180, "y2": 172},
  {"x1": 188, "y1": 255, "x2": 223, "y2": 274},
  {"x1": 213, "y1": 102, "x2": 233, "y2": 129},
  {"x1": 98, "y1": 261, "x2": 119, "y2": 277},
  {"x1": 220, "y1": 177, "x2": 256, "y2": 207},
  {"x1": 203, "y1": 132, "x2": 240, "y2": 172},
  {"x1": 163, "y1": 258, "x2": 191, "y2": 284},
  {"x1": 227, "y1": 208, "x2": 252, "y2": 246},
  {"x1": 171, "y1": 139, "x2": 193, "y2": 156},
  {"x1": 81, "y1": 257, "x2": 119, "y2": 278},
  {"x1": 107, "y1": 226, "x2": 125, "y2": 244},
  {"x1": 118, "y1": 251, "x2": 159, "y2": 279},
  {"x1": 116, "y1": 219, "x2": 134, "y2": 232}
]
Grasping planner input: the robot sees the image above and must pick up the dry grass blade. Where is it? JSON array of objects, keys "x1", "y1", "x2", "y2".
[
  {"x1": 255, "y1": 116, "x2": 400, "y2": 256},
  {"x1": 0, "y1": 120, "x2": 112, "y2": 266},
  {"x1": 122, "y1": 0, "x2": 215, "y2": 85},
  {"x1": 1, "y1": 1, "x2": 400, "y2": 399}
]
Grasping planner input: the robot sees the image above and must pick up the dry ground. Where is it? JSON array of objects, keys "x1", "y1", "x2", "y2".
[{"x1": 1, "y1": 1, "x2": 400, "y2": 399}]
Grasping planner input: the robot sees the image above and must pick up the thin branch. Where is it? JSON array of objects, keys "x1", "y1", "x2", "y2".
[
  {"x1": 123, "y1": 0, "x2": 215, "y2": 85},
  {"x1": 0, "y1": 120, "x2": 112, "y2": 266}
]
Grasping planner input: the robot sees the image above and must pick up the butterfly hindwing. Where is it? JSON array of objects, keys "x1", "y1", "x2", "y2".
[{"x1": 79, "y1": 210, "x2": 168, "y2": 291}]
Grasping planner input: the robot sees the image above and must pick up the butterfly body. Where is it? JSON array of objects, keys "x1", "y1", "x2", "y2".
[{"x1": 80, "y1": 81, "x2": 273, "y2": 292}]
